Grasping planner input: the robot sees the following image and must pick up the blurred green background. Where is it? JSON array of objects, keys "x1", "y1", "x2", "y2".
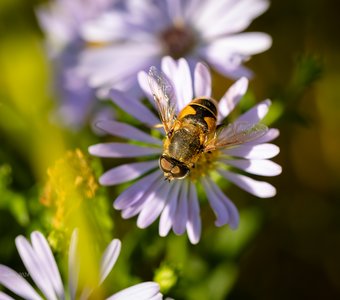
[{"x1": 0, "y1": 0, "x2": 340, "y2": 299}]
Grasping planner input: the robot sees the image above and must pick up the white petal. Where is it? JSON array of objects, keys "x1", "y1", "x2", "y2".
[
  {"x1": 15, "y1": 236, "x2": 57, "y2": 300},
  {"x1": 96, "y1": 75, "x2": 141, "y2": 99},
  {"x1": 173, "y1": 180, "x2": 189, "y2": 235},
  {"x1": 194, "y1": 0, "x2": 236, "y2": 33},
  {"x1": 200, "y1": 50, "x2": 254, "y2": 79},
  {"x1": 137, "y1": 180, "x2": 172, "y2": 228},
  {"x1": 80, "y1": 42, "x2": 160, "y2": 88},
  {"x1": 186, "y1": 182, "x2": 201, "y2": 244},
  {"x1": 147, "y1": 294, "x2": 163, "y2": 300},
  {"x1": 221, "y1": 159, "x2": 282, "y2": 176},
  {"x1": 223, "y1": 143, "x2": 280, "y2": 159},
  {"x1": 137, "y1": 70, "x2": 158, "y2": 106},
  {"x1": 161, "y1": 56, "x2": 178, "y2": 85},
  {"x1": 194, "y1": 62, "x2": 211, "y2": 97},
  {"x1": 204, "y1": 32, "x2": 272, "y2": 57},
  {"x1": 106, "y1": 282, "x2": 161, "y2": 300},
  {"x1": 99, "y1": 160, "x2": 158, "y2": 186},
  {"x1": 114, "y1": 171, "x2": 162, "y2": 210},
  {"x1": 177, "y1": 58, "x2": 193, "y2": 108},
  {"x1": 109, "y1": 89, "x2": 159, "y2": 127},
  {"x1": 31, "y1": 232, "x2": 64, "y2": 299},
  {"x1": 201, "y1": 177, "x2": 229, "y2": 227},
  {"x1": 95, "y1": 120, "x2": 162, "y2": 146},
  {"x1": 218, "y1": 77, "x2": 248, "y2": 121},
  {"x1": 126, "y1": 1, "x2": 167, "y2": 29},
  {"x1": 0, "y1": 265, "x2": 42, "y2": 300},
  {"x1": 81, "y1": 11, "x2": 126, "y2": 43},
  {"x1": 200, "y1": 0, "x2": 270, "y2": 38},
  {"x1": 219, "y1": 169, "x2": 276, "y2": 198},
  {"x1": 159, "y1": 182, "x2": 182, "y2": 237},
  {"x1": 0, "y1": 291, "x2": 15, "y2": 300},
  {"x1": 236, "y1": 99, "x2": 271, "y2": 124},
  {"x1": 89, "y1": 143, "x2": 161, "y2": 158},
  {"x1": 100, "y1": 239, "x2": 121, "y2": 284},
  {"x1": 160, "y1": 56, "x2": 179, "y2": 106},
  {"x1": 35, "y1": 4, "x2": 72, "y2": 55}
]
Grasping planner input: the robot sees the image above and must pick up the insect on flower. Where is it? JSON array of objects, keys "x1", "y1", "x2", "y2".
[
  {"x1": 89, "y1": 57, "x2": 281, "y2": 244},
  {"x1": 148, "y1": 66, "x2": 268, "y2": 181}
]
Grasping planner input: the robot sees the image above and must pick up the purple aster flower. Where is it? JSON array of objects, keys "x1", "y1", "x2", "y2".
[
  {"x1": 36, "y1": 0, "x2": 122, "y2": 129},
  {"x1": 89, "y1": 57, "x2": 281, "y2": 244},
  {"x1": 79, "y1": 0, "x2": 272, "y2": 94},
  {"x1": 0, "y1": 231, "x2": 163, "y2": 300},
  {"x1": 36, "y1": 0, "x2": 120, "y2": 58}
]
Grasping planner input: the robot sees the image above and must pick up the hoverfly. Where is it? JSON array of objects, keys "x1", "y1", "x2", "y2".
[{"x1": 148, "y1": 66, "x2": 268, "y2": 181}]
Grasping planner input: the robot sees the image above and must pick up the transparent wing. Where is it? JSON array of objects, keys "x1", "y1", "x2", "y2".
[
  {"x1": 148, "y1": 66, "x2": 177, "y2": 134},
  {"x1": 205, "y1": 121, "x2": 268, "y2": 152}
]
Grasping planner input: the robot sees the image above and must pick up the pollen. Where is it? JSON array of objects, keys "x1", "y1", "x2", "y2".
[
  {"x1": 40, "y1": 149, "x2": 98, "y2": 232},
  {"x1": 188, "y1": 150, "x2": 221, "y2": 182}
]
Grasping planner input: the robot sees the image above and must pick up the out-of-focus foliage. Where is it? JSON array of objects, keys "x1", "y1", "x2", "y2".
[
  {"x1": 40, "y1": 149, "x2": 113, "y2": 251},
  {"x1": 0, "y1": 164, "x2": 29, "y2": 226},
  {"x1": 1, "y1": 0, "x2": 340, "y2": 299}
]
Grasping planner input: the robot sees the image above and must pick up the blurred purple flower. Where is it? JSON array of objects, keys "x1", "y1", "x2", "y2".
[
  {"x1": 79, "y1": 0, "x2": 272, "y2": 94},
  {"x1": 36, "y1": 0, "x2": 121, "y2": 129},
  {"x1": 0, "y1": 231, "x2": 163, "y2": 300},
  {"x1": 89, "y1": 57, "x2": 281, "y2": 244}
]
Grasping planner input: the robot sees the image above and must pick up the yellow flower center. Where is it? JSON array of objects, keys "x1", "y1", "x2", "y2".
[{"x1": 188, "y1": 150, "x2": 221, "y2": 182}]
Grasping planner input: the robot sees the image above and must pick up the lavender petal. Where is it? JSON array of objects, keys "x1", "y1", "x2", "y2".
[
  {"x1": 186, "y1": 182, "x2": 201, "y2": 244},
  {"x1": 114, "y1": 170, "x2": 162, "y2": 210},
  {"x1": 218, "y1": 169, "x2": 276, "y2": 198},
  {"x1": 95, "y1": 120, "x2": 162, "y2": 146},
  {"x1": 0, "y1": 265, "x2": 42, "y2": 300},
  {"x1": 159, "y1": 182, "x2": 182, "y2": 237},
  {"x1": 15, "y1": 236, "x2": 57, "y2": 300},
  {"x1": 99, "y1": 160, "x2": 158, "y2": 186},
  {"x1": 236, "y1": 99, "x2": 271, "y2": 124},
  {"x1": 89, "y1": 143, "x2": 161, "y2": 158},
  {"x1": 223, "y1": 143, "x2": 280, "y2": 159},
  {"x1": 204, "y1": 32, "x2": 272, "y2": 57},
  {"x1": 30, "y1": 232, "x2": 65, "y2": 299},
  {"x1": 100, "y1": 239, "x2": 121, "y2": 284},
  {"x1": 201, "y1": 177, "x2": 229, "y2": 227},
  {"x1": 218, "y1": 77, "x2": 248, "y2": 121},
  {"x1": 199, "y1": 0, "x2": 270, "y2": 38},
  {"x1": 109, "y1": 89, "x2": 159, "y2": 127},
  {"x1": 173, "y1": 180, "x2": 189, "y2": 235},
  {"x1": 194, "y1": 62, "x2": 211, "y2": 97},
  {"x1": 121, "y1": 174, "x2": 164, "y2": 219},
  {"x1": 245, "y1": 128, "x2": 279, "y2": 145},
  {"x1": 221, "y1": 159, "x2": 282, "y2": 176},
  {"x1": 137, "y1": 179, "x2": 172, "y2": 228},
  {"x1": 208, "y1": 179, "x2": 240, "y2": 229}
]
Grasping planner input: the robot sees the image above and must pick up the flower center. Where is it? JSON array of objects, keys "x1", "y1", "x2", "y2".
[
  {"x1": 188, "y1": 150, "x2": 221, "y2": 182},
  {"x1": 160, "y1": 24, "x2": 197, "y2": 59}
]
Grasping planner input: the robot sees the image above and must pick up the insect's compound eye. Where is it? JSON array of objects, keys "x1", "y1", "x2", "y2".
[
  {"x1": 170, "y1": 164, "x2": 189, "y2": 179},
  {"x1": 159, "y1": 155, "x2": 190, "y2": 180},
  {"x1": 159, "y1": 155, "x2": 173, "y2": 173}
]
